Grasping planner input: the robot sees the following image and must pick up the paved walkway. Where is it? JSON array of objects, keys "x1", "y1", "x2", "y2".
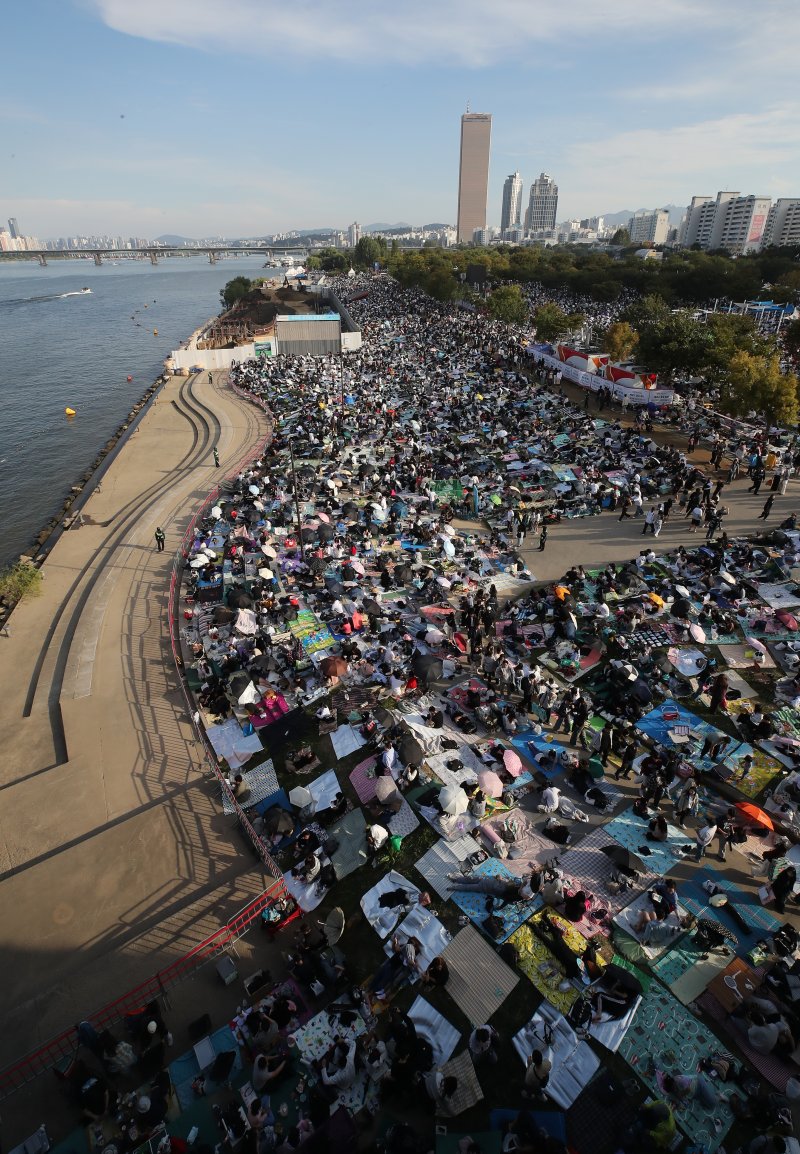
[{"x1": 0, "y1": 373, "x2": 271, "y2": 1069}]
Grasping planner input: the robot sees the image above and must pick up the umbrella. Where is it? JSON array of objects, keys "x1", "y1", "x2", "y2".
[
  {"x1": 425, "y1": 627, "x2": 446, "y2": 645},
  {"x1": 318, "y1": 511, "x2": 331, "y2": 523},
  {"x1": 363, "y1": 598, "x2": 383, "y2": 617},
  {"x1": 442, "y1": 539, "x2": 456, "y2": 559},
  {"x1": 672, "y1": 597, "x2": 693, "y2": 619},
  {"x1": 189, "y1": 556, "x2": 208, "y2": 569},
  {"x1": 228, "y1": 591, "x2": 253, "y2": 609},
  {"x1": 212, "y1": 607, "x2": 236, "y2": 624},
  {"x1": 436, "y1": 576, "x2": 452, "y2": 589},
  {"x1": 351, "y1": 560, "x2": 366, "y2": 576},
  {"x1": 689, "y1": 623, "x2": 707, "y2": 644},
  {"x1": 478, "y1": 769, "x2": 504, "y2": 798},
  {"x1": 503, "y1": 748, "x2": 523, "y2": 778},
  {"x1": 694, "y1": 916, "x2": 738, "y2": 948},
  {"x1": 439, "y1": 784, "x2": 469, "y2": 815},
  {"x1": 342, "y1": 502, "x2": 359, "y2": 518},
  {"x1": 341, "y1": 563, "x2": 356, "y2": 581},
  {"x1": 600, "y1": 845, "x2": 646, "y2": 874},
  {"x1": 320, "y1": 907, "x2": 345, "y2": 945},
  {"x1": 630, "y1": 678, "x2": 653, "y2": 704},
  {"x1": 248, "y1": 484, "x2": 260, "y2": 495},
  {"x1": 308, "y1": 556, "x2": 327, "y2": 573},
  {"x1": 258, "y1": 567, "x2": 274, "y2": 580},
  {"x1": 395, "y1": 563, "x2": 414, "y2": 582},
  {"x1": 735, "y1": 801, "x2": 774, "y2": 830},
  {"x1": 398, "y1": 732, "x2": 425, "y2": 766},
  {"x1": 289, "y1": 785, "x2": 313, "y2": 809},
  {"x1": 211, "y1": 505, "x2": 223, "y2": 519},
  {"x1": 261, "y1": 545, "x2": 278, "y2": 559},
  {"x1": 777, "y1": 609, "x2": 799, "y2": 631},
  {"x1": 318, "y1": 523, "x2": 334, "y2": 541},
  {"x1": 412, "y1": 653, "x2": 443, "y2": 684},
  {"x1": 320, "y1": 655, "x2": 348, "y2": 678}
]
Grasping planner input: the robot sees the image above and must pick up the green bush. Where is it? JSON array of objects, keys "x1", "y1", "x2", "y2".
[{"x1": 0, "y1": 562, "x2": 43, "y2": 605}]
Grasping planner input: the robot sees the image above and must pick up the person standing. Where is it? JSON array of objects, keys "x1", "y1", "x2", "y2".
[
  {"x1": 716, "y1": 806, "x2": 737, "y2": 861},
  {"x1": 694, "y1": 815, "x2": 718, "y2": 861},
  {"x1": 154, "y1": 526, "x2": 165, "y2": 552},
  {"x1": 213, "y1": 447, "x2": 220, "y2": 468},
  {"x1": 208, "y1": 371, "x2": 213, "y2": 384},
  {"x1": 760, "y1": 494, "x2": 775, "y2": 520},
  {"x1": 538, "y1": 525, "x2": 548, "y2": 552},
  {"x1": 468, "y1": 1024, "x2": 499, "y2": 1066}
]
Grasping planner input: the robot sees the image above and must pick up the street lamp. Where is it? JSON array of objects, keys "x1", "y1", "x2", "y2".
[{"x1": 286, "y1": 431, "x2": 306, "y2": 562}]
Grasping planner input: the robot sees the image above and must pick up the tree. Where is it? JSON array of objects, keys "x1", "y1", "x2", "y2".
[
  {"x1": 353, "y1": 236, "x2": 382, "y2": 269},
  {"x1": 487, "y1": 284, "x2": 528, "y2": 327},
  {"x1": 424, "y1": 266, "x2": 457, "y2": 302},
  {"x1": 602, "y1": 321, "x2": 639, "y2": 363},
  {"x1": 532, "y1": 302, "x2": 569, "y2": 342},
  {"x1": 220, "y1": 276, "x2": 253, "y2": 309},
  {"x1": 783, "y1": 318, "x2": 800, "y2": 359},
  {"x1": 610, "y1": 228, "x2": 630, "y2": 246},
  {"x1": 638, "y1": 310, "x2": 713, "y2": 382},
  {"x1": 0, "y1": 561, "x2": 43, "y2": 608},
  {"x1": 720, "y1": 350, "x2": 799, "y2": 427}
]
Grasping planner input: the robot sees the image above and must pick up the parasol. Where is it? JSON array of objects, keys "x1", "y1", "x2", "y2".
[
  {"x1": 735, "y1": 801, "x2": 774, "y2": 830},
  {"x1": 478, "y1": 769, "x2": 504, "y2": 798},
  {"x1": 694, "y1": 916, "x2": 738, "y2": 948},
  {"x1": 320, "y1": 906, "x2": 345, "y2": 945},
  {"x1": 261, "y1": 544, "x2": 278, "y2": 559},
  {"x1": 289, "y1": 785, "x2": 313, "y2": 808},
  {"x1": 320, "y1": 655, "x2": 348, "y2": 678},
  {"x1": 439, "y1": 783, "x2": 469, "y2": 815},
  {"x1": 211, "y1": 506, "x2": 223, "y2": 520},
  {"x1": 398, "y1": 732, "x2": 425, "y2": 766},
  {"x1": 777, "y1": 609, "x2": 799, "y2": 631},
  {"x1": 503, "y1": 748, "x2": 523, "y2": 778},
  {"x1": 689, "y1": 623, "x2": 707, "y2": 644},
  {"x1": 189, "y1": 556, "x2": 208, "y2": 569},
  {"x1": 258, "y1": 567, "x2": 274, "y2": 580}
]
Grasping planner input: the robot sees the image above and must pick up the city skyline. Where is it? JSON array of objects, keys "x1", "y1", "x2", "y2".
[{"x1": 2, "y1": 1, "x2": 800, "y2": 236}]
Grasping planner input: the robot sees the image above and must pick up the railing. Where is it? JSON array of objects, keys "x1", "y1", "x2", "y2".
[
  {"x1": 0, "y1": 879, "x2": 286, "y2": 1098},
  {"x1": 0, "y1": 371, "x2": 285, "y2": 1102}
]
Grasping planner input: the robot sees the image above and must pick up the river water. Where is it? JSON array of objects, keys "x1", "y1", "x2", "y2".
[{"x1": 0, "y1": 255, "x2": 274, "y2": 566}]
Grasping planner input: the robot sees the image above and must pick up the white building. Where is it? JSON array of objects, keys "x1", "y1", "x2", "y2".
[
  {"x1": 524, "y1": 173, "x2": 559, "y2": 233},
  {"x1": 500, "y1": 171, "x2": 523, "y2": 235},
  {"x1": 472, "y1": 227, "x2": 491, "y2": 246},
  {"x1": 679, "y1": 191, "x2": 772, "y2": 253},
  {"x1": 347, "y1": 222, "x2": 361, "y2": 247},
  {"x1": 628, "y1": 209, "x2": 670, "y2": 246},
  {"x1": 763, "y1": 199, "x2": 800, "y2": 248}
]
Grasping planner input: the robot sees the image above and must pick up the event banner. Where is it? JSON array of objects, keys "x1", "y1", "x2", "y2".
[{"x1": 527, "y1": 346, "x2": 674, "y2": 407}]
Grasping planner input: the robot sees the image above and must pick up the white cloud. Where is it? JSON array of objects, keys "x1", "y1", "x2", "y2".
[
  {"x1": 89, "y1": 0, "x2": 707, "y2": 67},
  {"x1": 558, "y1": 106, "x2": 800, "y2": 217}
]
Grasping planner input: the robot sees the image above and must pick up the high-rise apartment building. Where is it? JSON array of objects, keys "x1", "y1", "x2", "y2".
[
  {"x1": 8, "y1": 217, "x2": 19, "y2": 239},
  {"x1": 348, "y1": 222, "x2": 361, "y2": 248},
  {"x1": 679, "y1": 191, "x2": 771, "y2": 253},
  {"x1": 628, "y1": 209, "x2": 670, "y2": 246},
  {"x1": 500, "y1": 172, "x2": 523, "y2": 235},
  {"x1": 457, "y1": 112, "x2": 492, "y2": 244},
  {"x1": 763, "y1": 199, "x2": 800, "y2": 248},
  {"x1": 524, "y1": 173, "x2": 559, "y2": 233}
]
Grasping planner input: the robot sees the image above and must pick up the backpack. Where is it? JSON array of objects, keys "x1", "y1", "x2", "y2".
[{"x1": 568, "y1": 997, "x2": 593, "y2": 1031}]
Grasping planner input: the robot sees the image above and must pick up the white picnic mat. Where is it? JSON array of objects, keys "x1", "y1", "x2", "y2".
[
  {"x1": 387, "y1": 906, "x2": 451, "y2": 974},
  {"x1": 513, "y1": 1000, "x2": 599, "y2": 1110},
  {"x1": 329, "y1": 724, "x2": 367, "y2": 760},
  {"x1": 589, "y1": 995, "x2": 641, "y2": 1053},
  {"x1": 407, "y1": 996, "x2": 460, "y2": 1065},
  {"x1": 206, "y1": 718, "x2": 264, "y2": 770},
  {"x1": 414, "y1": 837, "x2": 478, "y2": 900},
  {"x1": 307, "y1": 768, "x2": 341, "y2": 812},
  {"x1": 361, "y1": 870, "x2": 420, "y2": 938}
]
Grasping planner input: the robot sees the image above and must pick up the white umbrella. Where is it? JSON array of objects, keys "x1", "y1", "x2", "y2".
[
  {"x1": 237, "y1": 682, "x2": 260, "y2": 705},
  {"x1": 261, "y1": 545, "x2": 278, "y2": 559},
  {"x1": 689, "y1": 623, "x2": 707, "y2": 644},
  {"x1": 351, "y1": 560, "x2": 366, "y2": 576},
  {"x1": 289, "y1": 785, "x2": 313, "y2": 808},
  {"x1": 436, "y1": 576, "x2": 452, "y2": 589},
  {"x1": 258, "y1": 567, "x2": 274, "y2": 580},
  {"x1": 204, "y1": 549, "x2": 217, "y2": 559},
  {"x1": 189, "y1": 556, "x2": 208, "y2": 569},
  {"x1": 248, "y1": 484, "x2": 260, "y2": 496},
  {"x1": 442, "y1": 539, "x2": 456, "y2": 559},
  {"x1": 211, "y1": 505, "x2": 223, "y2": 519},
  {"x1": 425, "y1": 627, "x2": 446, "y2": 645},
  {"x1": 442, "y1": 525, "x2": 456, "y2": 536},
  {"x1": 439, "y1": 784, "x2": 469, "y2": 815},
  {"x1": 253, "y1": 499, "x2": 266, "y2": 512}
]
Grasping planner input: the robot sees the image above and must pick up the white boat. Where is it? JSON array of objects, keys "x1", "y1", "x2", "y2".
[{"x1": 79, "y1": 287, "x2": 92, "y2": 294}]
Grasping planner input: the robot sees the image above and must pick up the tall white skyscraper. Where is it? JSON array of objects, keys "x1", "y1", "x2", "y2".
[
  {"x1": 524, "y1": 173, "x2": 559, "y2": 233},
  {"x1": 500, "y1": 172, "x2": 523, "y2": 234},
  {"x1": 628, "y1": 210, "x2": 670, "y2": 246},
  {"x1": 680, "y1": 191, "x2": 772, "y2": 253},
  {"x1": 348, "y1": 222, "x2": 361, "y2": 247}
]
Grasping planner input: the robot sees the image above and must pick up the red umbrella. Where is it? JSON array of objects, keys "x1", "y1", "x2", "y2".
[
  {"x1": 776, "y1": 609, "x2": 799, "y2": 631},
  {"x1": 735, "y1": 801, "x2": 774, "y2": 830}
]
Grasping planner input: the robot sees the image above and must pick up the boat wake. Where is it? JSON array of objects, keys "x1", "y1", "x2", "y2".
[{"x1": 0, "y1": 289, "x2": 92, "y2": 307}]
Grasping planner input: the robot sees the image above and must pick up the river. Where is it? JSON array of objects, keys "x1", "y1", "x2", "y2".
[{"x1": 0, "y1": 255, "x2": 274, "y2": 566}]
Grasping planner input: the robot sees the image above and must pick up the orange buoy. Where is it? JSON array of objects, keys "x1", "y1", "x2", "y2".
[
  {"x1": 65, "y1": 407, "x2": 76, "y2": 416},
  {"x1": 127, "y1": 375, "x2": 133, "y2": 382}
]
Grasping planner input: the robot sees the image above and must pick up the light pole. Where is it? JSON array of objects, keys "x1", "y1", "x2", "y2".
[{"x1": 287, "y1": 433, "x2": 305, "y2": 562}]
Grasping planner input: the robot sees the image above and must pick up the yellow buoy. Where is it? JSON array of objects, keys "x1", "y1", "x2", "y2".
[
  {"x1": 153, "y1": 329, "x2": 158, "y2": 335},
  {"x1": 65, "y1": 407, "x2": 76, "y2": 416}
]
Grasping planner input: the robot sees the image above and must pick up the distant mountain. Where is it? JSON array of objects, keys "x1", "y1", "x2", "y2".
[
  {"x1": 422, "y1": 223, "x2": 452, "y2": 231},
  {"x1": 366, "y1": 222, "x2": 412, "y2": 232},
  {"x1": 155, "y1": 234, "x2": 196, "y2": 244},
  {"x1": 601, "y1": 205, "x2": 686, "y2": 228}
]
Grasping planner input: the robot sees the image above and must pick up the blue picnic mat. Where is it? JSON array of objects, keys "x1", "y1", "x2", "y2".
[
  {"x1": 603, "y1": 807, "x2": 688, "y2": 876},
  {"x1": 489, "y1": 1109, "x2": 567, "y2": 1142},
  {"x1": 635, "y1": 699, "x2": 729, "y2": 754},
  {"x1": 510, "y1": 732, "x2": 569, "y2": 780},
  {"x1": 252, "y1": 788, "x2": 300, "y2": 851},
  {"x1": 679, "y1": 868, "x2": 782, "y2": 952},
  {"x1": 169, "y1": 1025, "x2": 243, "y2": 1110},
  {"x1": 449, "y1": 857, "x2": 542, "y2": 943}
]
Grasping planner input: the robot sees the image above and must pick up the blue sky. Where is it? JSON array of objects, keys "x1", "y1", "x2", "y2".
[{"x1": 2, "y1": 0, "x2": 799, "y2": 238}]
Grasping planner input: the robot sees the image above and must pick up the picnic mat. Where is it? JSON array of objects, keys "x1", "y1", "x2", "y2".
[
  {"x1": 567, "y1": 1072, "x2": 643, "y2": 1154},
  {"x1": 414, "y1": 837, "x2": 479, "y2": 900},
  {"x1": 328, "y1": 808, "x2": 368, "y2": 879},
  {"x1": 361, "y1": 869, "x2": 420, "y2": 937},
  {"x1": 695, "y1": 990, "x2": 793, "y2": 1092},
  {"x1": 510, "y1": 912, "x2": 611, "y2": 1017},
  {"x1": 449, "y1": 858, "x2": 541, "y2": 943},
  {"x1": 441, "y1": 924, "x2": 519, "y2": 1025},
  {"x1": 221, "y1": 758, "x2": 279, "y2": 814},
  {"x1": 651, "y1": 937, "x2": 735, "y2": 1004},
  {"x1": 169, "y1": 1025, "x2": 243, "y2": 1110},
  {"x1": 618, "y1": 985, "x2": 735, "y2": 1152},
  {"x1": 603, "y1": 807, "x2": 689, "y2": 876},
  {"x1": 349, "y1": 755, "x2": 378, "y2": 803},
  {"x1": 721, "y1": 743, "x2": 785, "y2": 799},
  {"x1": 611, "y1": 889, "x2": 689, "y2": 961},
  {"x1": 389, "y1": 906, "x2": 451, "y2": 974},
  {"x1": 636, "y1": 699, "x2": 729, "y2": 755},
  {"x1": 488, "y1": 1109, "x2": 567, "y2": 1143},
  {"x1": 679, "y1": 868, "x2": 783, "y2": 952},
  {"x1": 307, "y1": 767, "x2": 341, "y2": 812},
  {"x1": 437, "y1": 1135, "x2": 500, "y2": 1154},
  {"x1": 407, "y1": 995, "x2": 460, "y2": 1065},
  {"x1": 438, "y1": 1050, "x2": 484, "y2": 1116},
  {"x1": 480, "y1": 810, "x2": 553, "y2": 876},
  {"x1": 282, "y1": 854, "x2": 332, "y2": 912},
  {"x1": 513, "y1": 1000, "x2": 600, "y2": 1110},
  {"x1": 291, "y1": 1009, "x2": 377, "y2": 1116},
  {"x1": 556, "y1": 825, "x2": 653, "y2": 922},
  {"x1": 329, "y1": 723, "x2": 367, "y2": 760},
  {"x1": 389, "y1": 799, "x2": 420, "y2": 838}
]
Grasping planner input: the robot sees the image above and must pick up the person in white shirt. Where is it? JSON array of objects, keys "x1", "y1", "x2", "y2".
[
  {"x1": 468, "y1": 1024, "x2": 499, "y2": 1065},
  {"x1": 694, "y1": 816, "x2": 718, "y2": 860},
  {"x1": 539, "y1": 785, "x2": 561, "y2": 814},
  {"x1": 319, "y1": 1038, "x2": 357, "y2": 1090}
]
